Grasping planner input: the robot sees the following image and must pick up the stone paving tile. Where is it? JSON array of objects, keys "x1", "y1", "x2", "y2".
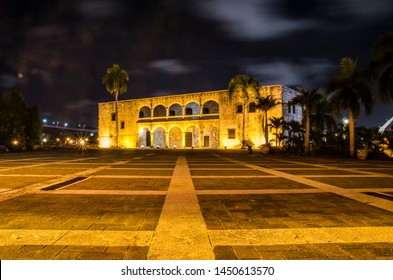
[
  {"x1": 53, "y1": 251, "x2": 82, "y2": 260},
  {"x1": 277, "y1": 169, "x2": 362, "y2": 175},
  {"x1": 0, "y1": 194, "x2": 165, "y2": 231},
  {"x1": 214, "y1": 243, "x2": 393, "y2": 260},
  {"x1": 0, "y1": 245, "x2": 150, "y2": 260},
  {"x1": 91, "y1": 169, "x2": 174, "y2": 176},
  {"x1": 77, "y1": 251, "x2": 125, "y2": 260},
  {"x1": 213, "y1": 246, "x2": 237, "y2": 260},
  {"x1": 232, "y1": 246, "x2": 260, "y2": 259},
  {"x1": 361, "y1": 169, "x2": 393, "y2": 175},
  {"x1": 0, "y1": 176, "x2": 52, "y2": 189},
  {"x1": 110, "y1": 164, "x2": 175, "y2": 168},
  {"x1": 123, "y1": 247, "x2": 149, "y2": 260},
  {"x1": 0, "y1": 168, "x2": 87, "y2": 175},
  {"x1": 305, "y1": 177, "x2": 393, "y2": 188},
  {"x1": 188, "y1": 164, "x2": 250, "y2": 169},
  {"x1": 65, "y1": 178, "x2": 171, "y2": 191},
  {"x1": 192, "y1": 178, "x2": 314, "y2": 190},
  {"x1": 198, "y1": 193, "x2": 393, "y2": 229},
  {"x1": 257, "y1": 164, "x2": 318, "y2": 168},
  {"x1": 190, "y1": 170, "x2": 270, "y2": 176}
]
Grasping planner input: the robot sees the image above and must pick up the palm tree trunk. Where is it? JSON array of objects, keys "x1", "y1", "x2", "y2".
[
  {"x1": 275, "y1": 128, "x2": 278, "y2": 147},
  {"x1": 264, "y1": 111, "x2": 269, "y2": 145},
  {"x1": 115, "y1": 93, "x2": 119, "y2": 148},
  {"x1": 349, "y1": 110, "x2": 355, "y2": 157},
  {"x1": 305, "y1": 111, "x2": 310, "y2": 155},
  {"x1": 242, "y1": 101, "x2": 246, "y2": 145}
]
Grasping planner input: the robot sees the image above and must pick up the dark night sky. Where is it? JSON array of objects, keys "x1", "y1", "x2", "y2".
[{"x1": 1, "y1": 0, "x2": 392, "y2": 128}]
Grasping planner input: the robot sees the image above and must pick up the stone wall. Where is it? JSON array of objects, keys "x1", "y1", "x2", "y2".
[{"x1": 98, "y1": 86, "x2": 300, "y2": 148}]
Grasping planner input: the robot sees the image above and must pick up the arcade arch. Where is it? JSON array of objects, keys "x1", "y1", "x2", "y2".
[
  {"x1": 139, "y1": 106, "x2": 151, "y2": 118},
  {"x1": 153, "y1": 105, "x2": 166, "y2": 117},
  {"x1": 138, "y1": 127, "x2": 151, "y2": 148},
  {"x1": 168, "y1": 103, "x2": 182, "y2": 116},
  {"x1": 154, "y1": 127, "x2": 166, "y2": 148},
  {"x1": 203, "y1": 126, "x2": 219, "y2": 148},
  {"x1": 185, "y1": 126, "x2": 200, "y2": 148},
  {"x1": 169, "y1": 126, "x2": 182, "y2": 148},
  {"x1": 185, "y1": 102, "x2": 200, "y2": 115},
  {"x1": 202, "y1": 100, "x2": 219, "y2": 114}
]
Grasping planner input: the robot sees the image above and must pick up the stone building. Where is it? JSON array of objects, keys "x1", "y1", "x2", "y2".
[{"x1": 98, "y1": 85, "x2": 302, "y2": 149}]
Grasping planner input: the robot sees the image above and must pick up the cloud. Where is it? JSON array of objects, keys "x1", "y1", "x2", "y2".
[
  {"x1": 148, "y1": 59, "x2": 193, "y2": 74},
  {"x1": 244, "y1": 59, "x2": 335, "y2": 88},
  {"x1": 196, "y1": 0, "x2": 317, "y2": 40},
  {"x1": 0, "y1": 74, "x2": 18, "y2": 88},
  {"x1": 28, "y1": 25, "x2": 67, "y2": 38},
  {"x1": 335, "y1": 0, "x2": 393, "y2": 19},
  {"x1": 75, "y1": 0, "x2": 125, "y2": 18},
  {"x1": 65, "y1": 99, "x2": 97, "y2": 110}
]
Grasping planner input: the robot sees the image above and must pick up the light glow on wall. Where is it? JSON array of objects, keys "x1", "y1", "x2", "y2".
[{"x1": 100, "y1": 137, "x2": 111, "y2": 148}]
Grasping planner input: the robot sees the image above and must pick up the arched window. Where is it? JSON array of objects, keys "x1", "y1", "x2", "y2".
[
  {"x1": 153, "y1": 105, "x2": 166, "y2": 117},
  {"x1": 202, "y1": 100, "x2": 219, "y2": 114},
  {"x1": 249, "y1": 102, "x2": 256, "y2": 113},
  {"x1": 185, "y1": 102, "x2": 200, "y2": 115},
  {"x1": 203, "y1": 107, "x2": 210, "y2": 114},
  {"x1": 139, "y1": 106, "x2": 151, "y2": 118},
  {"x1": 237, "y1": 105, "x2": 243, "y2": 113},
  {"x1": 168, "y1": 103, "x2": 182, "y2": 116}
]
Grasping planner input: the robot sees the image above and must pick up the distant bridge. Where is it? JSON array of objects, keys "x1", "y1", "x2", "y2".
[{"x1": 42, "y1": 125, "x2": 97, "y2": 134}]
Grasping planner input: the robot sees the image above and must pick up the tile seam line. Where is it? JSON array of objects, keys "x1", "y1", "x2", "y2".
[
  {"x1": 271, "y1": 157, "x2": 393, "y2": 178},
  {"x1": 214, "y1": 154, "x2": 393, "y2": 213},
  {"x1": 147, "y1": 155, "x2": 214, "y2": 260}
]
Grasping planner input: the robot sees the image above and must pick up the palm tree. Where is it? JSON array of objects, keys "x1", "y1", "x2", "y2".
[
  {"x1": 309, "y1": 98, "x2": 336, "y2": 150},
  {"x1": 289, "y1": 87, "x2": 323, "y2": 155},
  {"x1": 285, "y1": 120, "x2": 304, "y2": 154},
  {"x1": 310, "y1": 98, "x2": 336, "y2": 132},
  {"x1": 369, "y1": 32, "x2": 393, "y2": 103},
  {"x1": 228, "y1": 74, "x2": 261, "y2": 145},
  {"x1": 268, "y1": 116, "x2": 285, "y2": 147},
  {"x1": 102, "y1": 64, "x2": 129, "y2": 148},
  {"x1": 325, "y1": 57, "x2": 374, "y2": 157},
  {"x1": 256, "y1": 94, "x2": 280, "y2": 146}
]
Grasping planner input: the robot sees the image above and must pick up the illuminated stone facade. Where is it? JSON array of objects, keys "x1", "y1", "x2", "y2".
[{"x1": 98, "y1": 85, "x2": 301, "y2": 148}]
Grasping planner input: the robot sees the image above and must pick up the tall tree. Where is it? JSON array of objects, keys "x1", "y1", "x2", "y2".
[
  {"x1": 369, "y1": 32, "x2": 393, "y2": 103},
  {"x1": 325, "y1": 57, "x2": 374, "y2": 157},
  {"x1": 285, "y1": 120, "x2": 304, "y2": 153},
  {"x1": 228, "y1": 74, "x2": 260, "y2": 145},
  {"x1": 256, "y1": 94, "x2": 280, "y2": 146},
  {"x1": 268, "y1": 116, "x2": 285, "y2": 147},
  {"x1": 289, "y1": 87, "x2": 323, "y2": 155},
  {"x1": 25, "y1": 105, "x2": 42, "y2": 149},
  {"x1": 0, "y1": 90, "x2": 41, "y2": 150},
  {"x1": 310, "y1": 98, "x2": 336, "y2": 133},
  {"x1": 102, "y1": 64, "x2": 129, "y2": 148}
]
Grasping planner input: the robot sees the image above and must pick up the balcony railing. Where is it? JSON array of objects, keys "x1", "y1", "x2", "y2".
[{"x1": 137, "y1": 113, "x2": 219, "y2": 123}]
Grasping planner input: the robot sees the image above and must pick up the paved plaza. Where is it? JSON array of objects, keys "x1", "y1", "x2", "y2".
[{"x1": 0, "y1": 149, "x2": 393, "y2": 260}]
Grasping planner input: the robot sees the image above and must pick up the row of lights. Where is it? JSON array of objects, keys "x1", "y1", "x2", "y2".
[
  {"x1": 42, "y1": 119, "x2": 86, "y2": 129},
  {"x1": 42, "y1": 137, "x2": 89, "y2": 145}
]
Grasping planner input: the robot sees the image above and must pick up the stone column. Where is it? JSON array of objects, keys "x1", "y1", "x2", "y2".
[{"x1": 200, "y1": 130, "x2": 204, "y2": 148}]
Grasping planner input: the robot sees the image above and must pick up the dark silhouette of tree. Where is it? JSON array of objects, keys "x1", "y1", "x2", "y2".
[{"x1": 325, "y1": 58, "x2": 374, "y2": 157}]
